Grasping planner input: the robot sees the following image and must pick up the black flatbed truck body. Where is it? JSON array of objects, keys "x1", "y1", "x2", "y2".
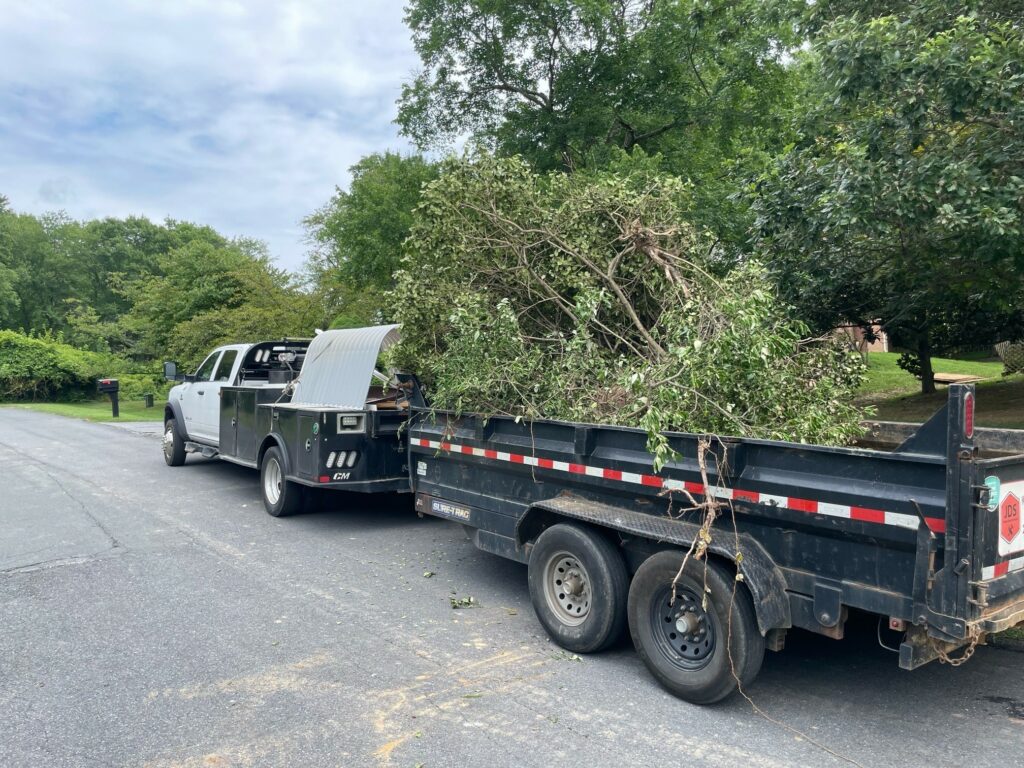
[
  {"x1": 409, "y1": 384, "x2": 1024, "y2": 686},
  {"x1": 218, "y1": 373, "x2": 421, "y2": 494}
]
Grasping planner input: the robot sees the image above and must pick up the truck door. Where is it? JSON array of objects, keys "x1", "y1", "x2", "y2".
[
  {"x1": 179, "y1": 351, "x2": 221, "y2": 442},
  {"x1": 197, "y1": 348, "x2": 239, "y2": 445}
]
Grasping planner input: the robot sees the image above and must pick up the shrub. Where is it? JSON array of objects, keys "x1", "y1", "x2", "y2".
[
  {"x1": 0, "y1": 330, "x2": 168, "y2": 401},
  {"x1": 0, "y1": 331, "x2": 111, "y2": 400}
]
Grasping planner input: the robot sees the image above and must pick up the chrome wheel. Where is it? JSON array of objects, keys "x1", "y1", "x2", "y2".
[
  {"x1": 542, "y1": 551, "x2": 592, "y2": 627},
  {"x1": 264, "y1": 457, "x2": 282, "y2": 506},
  {"x1": 163, "y1": 426, "x2": 175, "y2": 460}
]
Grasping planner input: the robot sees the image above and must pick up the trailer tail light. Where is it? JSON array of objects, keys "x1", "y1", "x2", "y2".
[
  {"x1": 326, "y1": 451, "x2": 337, "y2": 467},
  {"x1": 345, "y1": 451, "x2": 358, "y2": 467},
  {"x1": 334, "y1": 451, "x2": 348, "y2": 467},
  {"x1": 964, "y1": 391, "x2": 975, "y2": 439}
]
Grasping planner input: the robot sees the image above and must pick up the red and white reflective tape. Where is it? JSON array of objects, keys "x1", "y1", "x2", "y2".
[
  {"x1": 414, "y1": 438, "x2": 946, "y2": 534},
  {"x1": 983, "y1": 557, "x2": 1024, "y2": 581}
]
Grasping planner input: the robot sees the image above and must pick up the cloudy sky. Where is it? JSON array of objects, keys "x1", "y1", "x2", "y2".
[{"x1": 0, "y1": 0, "x2": 418, "y2": 270}]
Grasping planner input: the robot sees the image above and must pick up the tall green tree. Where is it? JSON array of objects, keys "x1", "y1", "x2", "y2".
[
  {"x1": 0, "y1": 198, "x2": 21, "y2": 328},
  {"x1": 124, "y1": 237, "x2": 326, "y2": 365},
  {"x1": 305, "y1": 152, "x2": 438, "y2": 290},
  {"x1": 397, "y1": 0, "x2": 800, "y2": 244},
  {"x1": 304, "y1": 152, "x2": 438, "y2": 326},
  {"x1": 0, "y1": 211, "x2": 78, "y2": 332},
  {"x1": 754, "y1": 8, "x2": 1024, "y2": 392},
  {"x1": 68, "y1": 217, "x2": 168, "y2": 319}
]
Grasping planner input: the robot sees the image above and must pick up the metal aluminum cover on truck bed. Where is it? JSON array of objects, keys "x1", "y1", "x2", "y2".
[{"x1": 289, "y1": 324, "x2": 400, "y2": 408}]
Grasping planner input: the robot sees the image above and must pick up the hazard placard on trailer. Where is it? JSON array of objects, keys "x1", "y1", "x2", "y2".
[{"x1": 999, "y1": 482, "x2": 1024, "y2": 556}]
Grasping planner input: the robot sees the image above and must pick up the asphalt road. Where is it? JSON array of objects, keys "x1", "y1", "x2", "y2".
[{"x1": 1, "y1": 409, "x2": 1022, "y2": 768}]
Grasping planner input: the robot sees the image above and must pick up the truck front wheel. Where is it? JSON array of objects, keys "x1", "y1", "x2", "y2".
[
  {"x1": 163, "y1": 418, "x2": 186, "y2": 467},
  {"x1": 527, "y1": 522, "x2": 628, "y2": 654},
  {"x1": 628, "y1": 551, "x2": 764, "y2": 705},
  {"x1": 261, "y1": 446, "x2": 305, "y2": 517}
]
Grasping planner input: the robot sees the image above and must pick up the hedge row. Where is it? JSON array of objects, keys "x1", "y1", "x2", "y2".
[{"x1": 0, "y1": 330, "x2": 169, "y2": 401}]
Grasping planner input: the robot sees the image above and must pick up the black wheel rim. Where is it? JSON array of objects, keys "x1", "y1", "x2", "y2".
[{"x1": 649, "y1": 584, "x2": 716, "y2": 671}]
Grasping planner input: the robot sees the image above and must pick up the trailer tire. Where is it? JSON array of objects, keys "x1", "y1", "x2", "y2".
[
  {"x1": 163, "y1": 418, "x2": 187, "y2": 467},
  {"x1": 628, "y1": 551, "x2": 764, "y2": 704},
  {"x1": 261, "y1": 446, "x2": 305, "y2": 517},
  {"x1": 527, "y1": 523, "x2": 628, "y2": 654}
]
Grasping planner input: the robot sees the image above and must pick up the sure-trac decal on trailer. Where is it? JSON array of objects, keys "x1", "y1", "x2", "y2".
[{"x1": 431, "y1": 499, "x2": 471, "y2": 521}]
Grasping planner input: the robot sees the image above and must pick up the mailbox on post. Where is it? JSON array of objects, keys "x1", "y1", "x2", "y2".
[{"x1": 97, "y1": 378, "x2": 120, "y2": 418}]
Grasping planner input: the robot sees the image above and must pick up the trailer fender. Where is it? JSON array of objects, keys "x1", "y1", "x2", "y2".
[
  {"x1": 257, "y1": 433, "x2": 291, "y2": 475},
  {"x1": 517, "y1": 495, "x2": 791, "y2": 635}
]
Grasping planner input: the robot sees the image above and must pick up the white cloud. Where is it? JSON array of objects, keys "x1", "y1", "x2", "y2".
[{"x1": 0, "y1": 0, "x2": 418, "y2": 270}]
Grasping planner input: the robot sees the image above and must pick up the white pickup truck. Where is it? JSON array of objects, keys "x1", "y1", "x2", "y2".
[{"x1": 161, "y1": 327, "x2": 420, "y2": 517}]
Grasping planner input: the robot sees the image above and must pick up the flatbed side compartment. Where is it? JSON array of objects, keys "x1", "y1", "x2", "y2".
[{"x1": 224, "y1": 399, "x2": 412, "y2": 494}]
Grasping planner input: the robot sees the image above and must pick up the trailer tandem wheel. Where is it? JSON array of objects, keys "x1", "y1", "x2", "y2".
[
  {"x1": 628, "y1": 551, "x2": 764, "y2": 704},
  {"x1": 527, "y1": 523, "x2": 629, "y2": 654}
]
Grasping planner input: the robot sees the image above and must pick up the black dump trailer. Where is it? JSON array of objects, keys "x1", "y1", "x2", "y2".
[
  {"x1": 408, "y1": 384, "x2": 1024, "y2": 703},
  {"x1": 216, "y1": 326, "x2": 422, "y2": 516}
]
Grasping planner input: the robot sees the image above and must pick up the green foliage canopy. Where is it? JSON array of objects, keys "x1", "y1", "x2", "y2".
[
  {"x1": 754, "y1": 9, "x2": 1024, "y2": 392},
  {"x1": 397, "y1": 0, "x2": 801, "y2": 245},
  {"x1": 304, "y1": 152, "x2": 439, "y2": 329},
  {"x1": 124, "y1": 237, "x2": 327, "y2": 368},
  {"x1": 305, "y1": 152, "x2": 439, "y2": 292},
  {"x1": 0, "y1": 198, "x2": 328, "y2": 385}
]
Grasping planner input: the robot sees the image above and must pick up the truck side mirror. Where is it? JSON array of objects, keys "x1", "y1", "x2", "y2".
[{"x1": 163, "y1": 361, "x2": 182, "y2": 382}]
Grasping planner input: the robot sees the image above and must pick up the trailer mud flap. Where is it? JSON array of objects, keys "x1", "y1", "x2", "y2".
[{"x1": 518, "y1": 495, "x2": 791, "y2": 635}]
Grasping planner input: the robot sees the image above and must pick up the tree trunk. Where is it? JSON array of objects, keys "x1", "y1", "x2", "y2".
[{"x1": 918, "y1": 335, "x2": 935, "y2": 394}]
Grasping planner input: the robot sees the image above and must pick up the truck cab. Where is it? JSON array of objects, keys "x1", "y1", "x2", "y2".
[
  {"x1": 163, "y1": 339, "x2": 311, "y2": 465},
  {"x1": 165, "y1": 343, "x2": 252, "y2": 446}
]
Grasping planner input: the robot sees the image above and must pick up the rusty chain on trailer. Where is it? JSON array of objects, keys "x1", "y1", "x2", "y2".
[{"x1": 933, "y1": 630, "x2": 984, "y2": 667}]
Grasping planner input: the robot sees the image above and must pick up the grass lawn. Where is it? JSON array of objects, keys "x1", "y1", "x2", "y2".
[
  {"x1": 857, "y1": 352, "x2": 1024, "y2": 429},
  {"x1": 0, "y1": 398, "x2": 164, "y2": 422}
]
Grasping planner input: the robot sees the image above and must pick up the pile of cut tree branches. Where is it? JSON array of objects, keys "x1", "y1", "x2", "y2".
[{"x1": 390, "y1": 154, "x2": 865, "y2": 463}]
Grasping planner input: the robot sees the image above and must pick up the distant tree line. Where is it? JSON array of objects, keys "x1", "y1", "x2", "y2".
[
  {"x1": 0, "y1": 196, "x2": 333, "y2": 399},
  {"x1": 0, "y1": 195, "x2": 330, "y2": 371}
]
